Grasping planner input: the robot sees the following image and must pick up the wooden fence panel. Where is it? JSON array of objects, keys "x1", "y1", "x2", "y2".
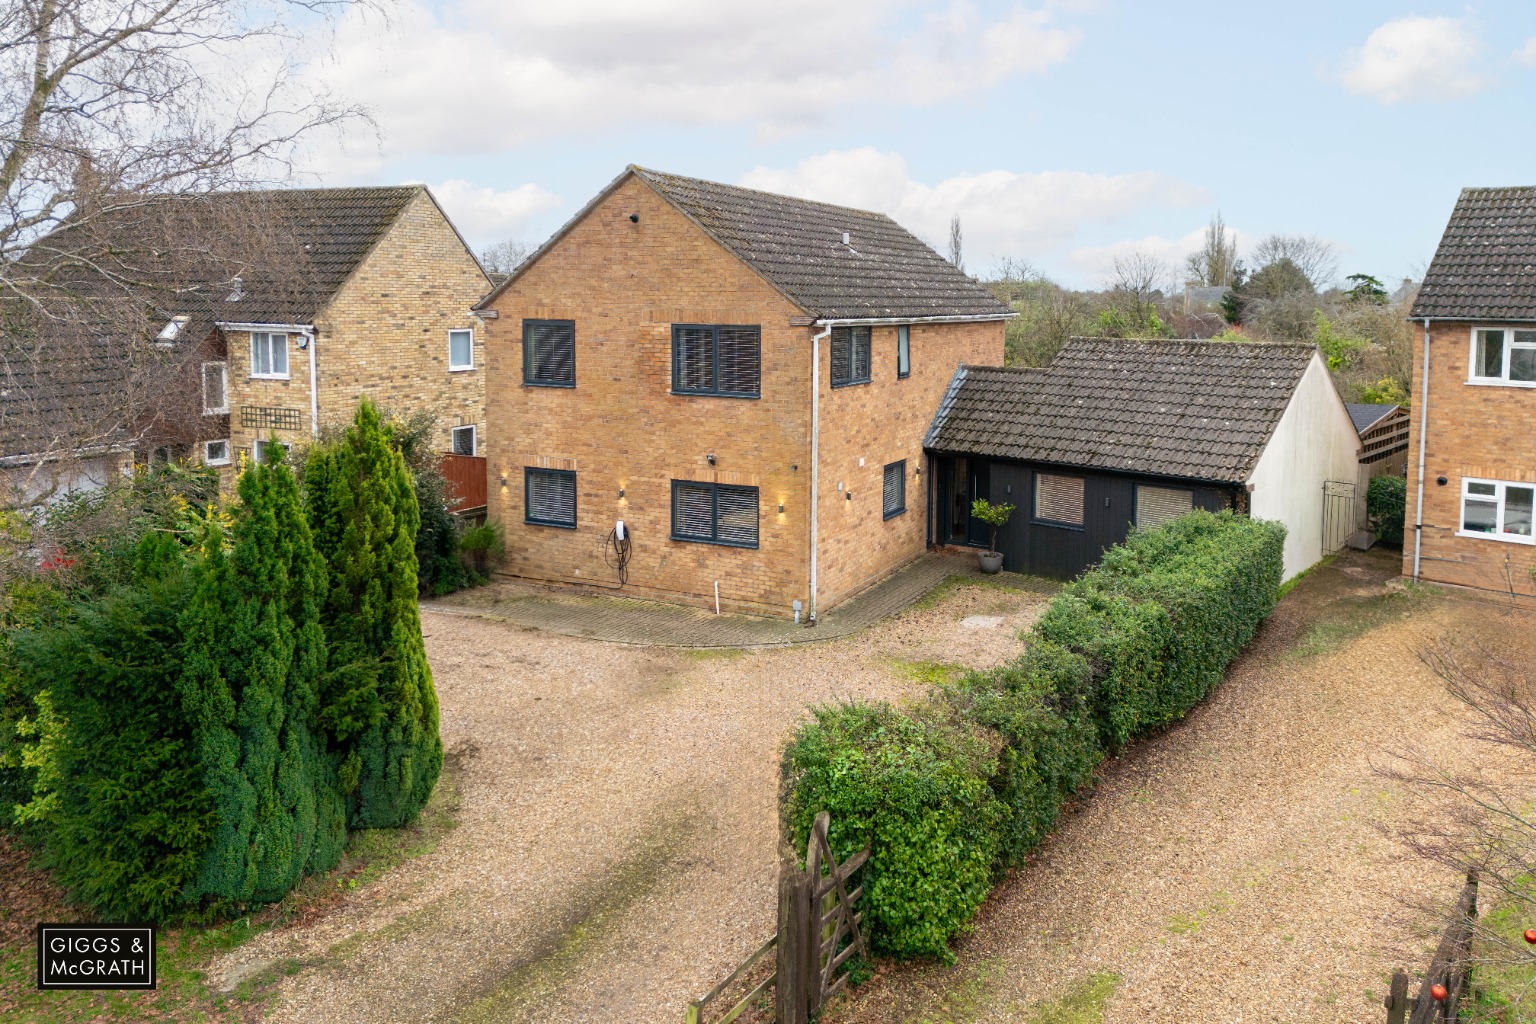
[{"x1": 439, "y1": 453, "x2": 487, "y2": 513}]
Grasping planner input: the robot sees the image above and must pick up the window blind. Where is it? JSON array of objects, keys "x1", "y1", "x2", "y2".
[
  {"x1": 672, "y1": 481, "x2": 759, "y2": 547},
  {"x1": 716, "y1": 327, "x2": 761, "y2": 395},
  {"x1": 524, "y1": 320, "x2": 575, "y2": 385},
  {"x1": 526, "y1": 468, "x2": 576, "y2": 526},
  {"x1": 883, "y1": 461, "x2": 906, "y2": 519},
  {"x1": 1034, "y1": 473, "x2": 1085, "y2": 525},
  {"x1": 1135, "y1": 485, "x2": 1193, "y2": 530},
  {"x1": 451, "y1": 426, "x2": 476, "y2": 456},
  {"x1": 831, "y1": 326, "x2": 871, "y2": 386},
  {"x1": 716, "y1": 485, "x2": 760, "y2": 546},
  {"x1": 672, "y1": 325, "x2": 760, "y2": 396}
]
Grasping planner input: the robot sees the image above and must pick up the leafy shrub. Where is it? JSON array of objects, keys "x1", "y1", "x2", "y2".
[
  {"x1": 1368, "y1": 475, "x2": 1407, "y2": 547},
  {"x1": 780, "y1": 702, "x2": 1005, "y2": 960},
  {"x1": 457, "y1": 520, "x2": 505, "y2": 576},
  {"x1": 780, "y1": 509, "x2": 1285, "y2": 959}
]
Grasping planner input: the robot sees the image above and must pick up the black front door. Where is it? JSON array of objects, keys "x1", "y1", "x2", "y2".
[{"x1": 965, "y1": 461, "x2": 991, "y2": 546}]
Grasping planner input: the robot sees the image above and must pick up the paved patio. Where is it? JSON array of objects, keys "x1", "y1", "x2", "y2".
[{"x1": 426, "y1": 552, "x2": 1058, "y2": 647}]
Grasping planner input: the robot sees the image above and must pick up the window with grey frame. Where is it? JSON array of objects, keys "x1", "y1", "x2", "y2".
[
  {"x1": 523, "y1": 319, "x2": 575, "y2": 386},
  {"x1": 830, "y1": 325, "x2": 871, "y2": 386},
  {"x1": 883, "y1": 460, "x2": 907, "y2": 519},
  {"x1": 525, "y1": 468, "x2": 577, "y2": 527},
  {"x1": 671, "y1": 480, "x2": 759, "y2": 548},
  {"x1": 1033, "y1": 472, "x2": 1085, "y2": 527},
  {"x1": 672, "y1": 324, "x2": 761, "y2": 396},
  {"x1": 896, "y1": 325, "x2": 910, "y2": 379}
]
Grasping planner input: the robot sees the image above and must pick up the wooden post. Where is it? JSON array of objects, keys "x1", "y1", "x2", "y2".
[
  {"x1": 1386, "y1": 969, "x2": 1409, "y2": 1024},
  {"x1": 775, "y1": 854, "x2": 809, "y2": 1024}
]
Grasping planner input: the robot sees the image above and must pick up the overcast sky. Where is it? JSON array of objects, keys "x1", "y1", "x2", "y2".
[{"x1": 300, "y1": 1, "x2": 1536, "y2": 289}]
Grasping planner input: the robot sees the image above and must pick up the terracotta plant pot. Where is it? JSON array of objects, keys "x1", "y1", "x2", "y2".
[{"x1": 978, "y1": 551, "x2": 1004, "y2": 574}]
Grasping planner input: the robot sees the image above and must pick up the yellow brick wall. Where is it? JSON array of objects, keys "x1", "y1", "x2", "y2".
[
  {"x1": 815, "y1": 321, "x2": 1004, "y2": 608},
  {"x1": 224, "y1": 189, "x2": 490, "y2": 462},
  {"x1": 481, "y1": 175, "x2": 813, "y2": 617},
  {"x1": 1403, "y1": 319, "x2": 1536, "y2": 593}
]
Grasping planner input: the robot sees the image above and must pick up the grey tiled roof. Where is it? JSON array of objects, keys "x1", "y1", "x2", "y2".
[
  {"x1": 925, "y1": 337, "x2": 1317, "y2": 484},
  {"x1": 1413, "y1": 187, "x2": 1536, "y2": 321},
  {"x1": 1345, "y1": 402, "x2": 1401, "y2": 435},
  {"x1": 632, "y1": 168, "x2": 1012, "y2": 320}
]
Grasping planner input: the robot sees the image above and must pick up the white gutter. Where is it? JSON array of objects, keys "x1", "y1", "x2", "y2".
[
  {"x1": 809, "y1": 313, "x2": 1015, "y2": 327},
  {"x1": 809, "y1": 321, "x2": 835, "y2": 622},
  {"x1": 1412, "y1": 317, "x2": 1431, "y2": 580}
]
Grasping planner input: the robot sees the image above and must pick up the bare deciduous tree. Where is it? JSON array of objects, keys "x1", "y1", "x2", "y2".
[
  {"x1": 1184, "y1": 212, "x2": 1238, "y2": 287},
  {"x1": 479, "y1": 239, "x2": 534, "y2": 276},
  {"x1": 947, "y1": 214, "x2": 963, "y2": 273},
  {"x1": 987, "y1": 255, "x2": 1037, "y2": 306},
  {"x1": 1251, "y1": 233, "x2": 1337, "y2": 291},
  {"x1": 0, "y1": 0, "x2": 370, "y2": 511}
]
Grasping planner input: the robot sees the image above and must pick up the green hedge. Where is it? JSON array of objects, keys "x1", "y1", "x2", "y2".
[
  {"x1": 1367, "y1": 475, "x2": 1406, "y2": 547},
  {"x1": 780, "y1": 510, "x2": 1285, "y2": 958}
]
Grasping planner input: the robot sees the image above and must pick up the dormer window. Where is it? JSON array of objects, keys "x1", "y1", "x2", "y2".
[
  {"x1": 250, "y1": 331, "x2": 289, "y2": 379},
  {"x1": 1470, "y1": 327, "x2": 1536, "y2": 385}
]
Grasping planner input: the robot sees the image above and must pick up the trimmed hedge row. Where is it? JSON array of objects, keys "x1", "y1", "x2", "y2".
[{"x1": 780, "y1": 510, "x2": 1285, "y2": 960}]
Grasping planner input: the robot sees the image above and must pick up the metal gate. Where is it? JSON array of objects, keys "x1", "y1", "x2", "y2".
[{"x1": 1322, "y1": 479, "x2": 1356, "y2": 555}]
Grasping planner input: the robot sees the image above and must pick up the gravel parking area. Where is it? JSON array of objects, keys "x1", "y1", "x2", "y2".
[{"x1": 205, "y1": 575, "x2": 1051, "y2": 1023}]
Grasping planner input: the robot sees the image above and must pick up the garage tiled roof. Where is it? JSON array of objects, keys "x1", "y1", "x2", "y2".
[
  {"x1": 925, "y1": 337, "x2": 1317, "y2": 484},
  {"x1": 633, "y1": 168, "x2": 1010, "y2": 320},
  {"x1": 1345, "y1": 402, "x2": 1402, "y2": 435},
  {"x1": 1413, "y1": 187, "x2": 1536, "y2": 321}
]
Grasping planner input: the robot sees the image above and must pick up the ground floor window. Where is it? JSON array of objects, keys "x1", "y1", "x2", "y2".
[
  {"x1": 252, "y1": 438, "x2": 290, "y2": 465},
  {"x1": 1135, "y1": 483, "x2": 1193, "y2": 530},
  {"x1": 883, "y1": 460, "x2": 906, "y2": 519},
  {"x1": 204, "y1": 439, "x2": 231, "y2": 466},
  {"x1": 1034, "y1": 472, "x2": 1085, "y2": 527},
  {"x1": 451, "y1": 424, "x2": 477, "y2": 456},
  {"x1": 1460, "y1": 477, "x2": 1534, "y2": 541},
  {"x1": 672, "y1": 480, "x2": 759, "y2": 547},
  {"x1": 525, "y1": 468, "x2": 577, "y2": 528}
]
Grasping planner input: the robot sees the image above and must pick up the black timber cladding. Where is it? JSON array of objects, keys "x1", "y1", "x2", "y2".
[
  {"x1": 925, "y1": 337, "x2": 1317, "y2": 484},
  {"x1": 1413, "y1": 187, "x2": 1536, "y2": 321}
]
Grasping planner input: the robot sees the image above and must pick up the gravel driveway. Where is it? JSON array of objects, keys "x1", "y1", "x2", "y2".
[{"x1": 206, "y1": 577, "x2": 1048, "y2": 1023}]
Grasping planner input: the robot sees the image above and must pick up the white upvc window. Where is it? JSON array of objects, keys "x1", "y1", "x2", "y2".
[
  {"x1": 202, "y1": 361, "x2": 228, "y2": 414},
  {"x1": 450, "y1": 424, "x2": 476, "y2": 456},
  {"x1": 252, "y1": 438, "x2": 291, "y2": 465},
  {"x1": 250, "y1": 331, "x2": 290, "y2": 379},
  {"x1": 1459, "y1": 477, "x2": 1535, "y2": 543},
  {"x1": 204, "y1": 439, "x2": 231, "y2": 466},
  {"x1": 1469, "y1": 326, "x2": 1536, "y2": 386},
  {"x1": 449, "y1": 328, "x2": 474, "y2": 371}
]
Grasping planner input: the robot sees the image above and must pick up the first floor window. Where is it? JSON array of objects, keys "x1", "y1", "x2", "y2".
[
  {"x1": 883, "y1": 461, "x2": 907, "y2": 519},
  {"x1": 449, "y1": 328, "x2": 474, "y2": 370},
  {"x1": 252, "y1": 438, "x2": 290, "y2": 465},
  {"x1": 672, "y1": 324, "x2": 761, "y2": 396},
  {"x1": 672, "y1": 481, "x2": 759, "y2": 547},
  {"x1": 830, "y1": 325, "x2": 871, "y2": 386},
  {"x1": 1472, "y1": 327, "x2": 1536, "y2": 384},
  {"x1": 1461, "y1": 478, "x2": 1534, "y2": 541},
  {"x1": 202, "y1": 361, "x2": 228, "y2": 414},
  {"x1": 896, "y1": 325, "x2": 910, "y2": 379},
  {"x1": 524, "y1": 319, "x2": 575, "y2": 386},
  {"x1": 525, "y1": 468, "x2": 577, "y2": 527},
  {"x1": 204, "y1": 439, "x2": 231, "y2": 466},
  {"x1": 451, "y1": 424, "x2": 477, "y2": 456},
  {"x1": 250, "y1": 331, "x2": 289, "y2": 378},
  {"x1": 1034, "y1": 472, "x2": 1085, "y2": 527},
  {"x1": 1135, "y1": 484, "x2": 1193, "y2": 530}
]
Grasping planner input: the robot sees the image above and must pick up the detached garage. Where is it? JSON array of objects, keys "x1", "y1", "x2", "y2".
[{"x1": 923, "y1": 337, "x2": 1362, "y2": 581}]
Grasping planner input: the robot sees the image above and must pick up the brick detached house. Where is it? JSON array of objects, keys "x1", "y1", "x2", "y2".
[
  {"x1": 473, "y1": 166, "x2": 1010, "y2": 619},
  {"x1": 47, "y1": 186, "x2": 491, "y2": 486},
  {"x1": 1406, "y1": 187, "x2": 1536, "y2": 593},
  {"x1": 924, "y1": 338, "x2": 1363, "y2": 581}
]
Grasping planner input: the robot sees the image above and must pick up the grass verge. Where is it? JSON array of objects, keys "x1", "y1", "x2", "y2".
[
  {"x1": 1465, "y1": 875, "x2": 1536, "y2": 1022},
  {"x1": 1290, "y1": 579, "x2": 1436, "y2": 659}
]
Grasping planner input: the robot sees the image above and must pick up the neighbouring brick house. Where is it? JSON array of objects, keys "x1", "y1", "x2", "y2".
[
  {"x1": 1406, "y1": 186, "x2": 1536, "y2": 594},
  {"x1": 60, "y1": 186, "x2": 491, "y2": 484},
  {"x1": 474, "y1": 166, "x2": 1010, "y2": 619}
]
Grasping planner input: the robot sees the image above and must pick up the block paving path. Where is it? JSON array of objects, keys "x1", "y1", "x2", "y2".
[{"x1": 428, "y1": 552, "x2": 1054, "y2": 647}]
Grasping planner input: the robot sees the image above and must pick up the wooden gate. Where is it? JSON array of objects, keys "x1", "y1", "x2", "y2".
[
  {"x1": 684, "y1": 812, "x2": 868, "y2": 1024},
  {"x1": 1323, "y1": 478, "x2": 1357, "y2": 554}
]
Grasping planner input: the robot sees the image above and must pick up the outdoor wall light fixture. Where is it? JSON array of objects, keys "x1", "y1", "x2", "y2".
[
  {"x1": 619, "y1": 488, "x2": 625, "y2": 498},
  {"x1": 707, "y1": 452, "x2": 716, "y2": 466},
  {"x1": 778, "y1": 502, "x2": 785, "y2": 514},
  {"x1": 846, "y1": 491, "x2": 852, "y2": 501},
  {"x1": 499, "y1": 473, "x2": 508, "y2": 488}
]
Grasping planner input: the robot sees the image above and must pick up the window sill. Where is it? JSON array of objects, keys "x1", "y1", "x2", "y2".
[
  {"x1": 1456, "y1": 529, "x2": 1535, "y2": 545},
  {"x1": 205, "y1": 459, "x2": 231, "y2": 468},
  {"x1": 1465, "y1": 378, "x2": 1536, "y2": 389},
  {"x1": 1031, "y1": 518, "x2": 1086, "y2": 532},
  {"x1": 669, "y1": 390, "x2": 760, "y2": 399},
  {"x1": 883, "y1": 507, "x2": 907, "y2": 520},
  {"x1": 523, "y1": 380, "x2": 576, "y2": 389},
  {"x1": 525, "y1": 518, "x2": 578, "y2": 529},
  {"x1": 671, "y1": 534, "x2": 759, "y2": 550},
  {"x1": 897, "y1": 373, "x2": 910, "y2": 381},
  {"x1": 449, "y1": 365, "x2": 476, "y2": 373},
  {"x1": 830, "y1": 379, "x2": 872, "y2": 389},
  {"x1": 203, "y1": 408, "x2": 229, "y2": 416},
  {"x1": 250, "y1": 373, "x2": 290, "y2": 381}
]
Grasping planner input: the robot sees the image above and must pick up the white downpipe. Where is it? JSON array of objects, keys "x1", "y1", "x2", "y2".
[
  {"x1": 303, "y1": 329, "x2": 319, "y2": 438},
  {"x1": 809, "y1": 321, "x2": 835, "y2": 622},
  {"x1": 1412, "y1": 318, "x2": 1431, "y2": 579}
]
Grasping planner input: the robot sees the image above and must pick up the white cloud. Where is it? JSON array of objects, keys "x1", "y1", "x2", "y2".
[
  {"x1": 739, "y1": 147, "x2": 1207, "y2": 275},
  {"x1": 308, "y1": 0, "x2": 1081, "y2": 165},
  {"x1": 1339, "y1": 16, "x2": 1485, "y2": 104},
  {"x1": 427, "y1": 180, "x2": 562, "y2": 246},
  {"x1": 1515, "y1": 37, "x2": 1536, "y2": 66},
  {"x1": 1065, "y1": 229, "x2": 1208, "y2": 287}
]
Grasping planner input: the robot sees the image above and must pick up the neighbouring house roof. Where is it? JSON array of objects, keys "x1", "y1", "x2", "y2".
[
  {"x1": 924, "y1": 337, "x2": 1319, "y2": 484},
  {"x1": 1344, "y1": 402, "x2": 1403, "y2": 435},
  {"x1": 1412, "y1": 187, "x2": 1536, "y2": 321},
  {"x1": 475, "y1": 166, "x2": 1013, "y2": 321}
]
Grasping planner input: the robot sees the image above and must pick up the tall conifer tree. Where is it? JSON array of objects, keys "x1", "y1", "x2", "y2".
[{"x1": 307, "y1": 401, "x2": 441, "y2": 827}]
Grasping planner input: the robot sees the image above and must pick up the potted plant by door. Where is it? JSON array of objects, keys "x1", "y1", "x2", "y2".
[{"x1": 970, "y1": 498, "x2": 1015, "y2": 574}]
